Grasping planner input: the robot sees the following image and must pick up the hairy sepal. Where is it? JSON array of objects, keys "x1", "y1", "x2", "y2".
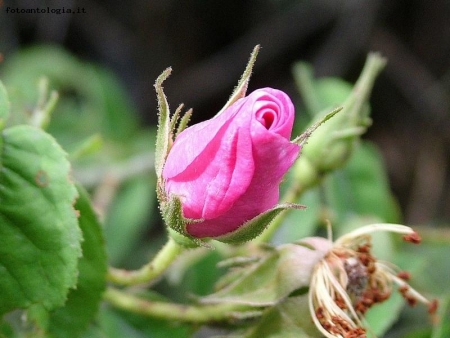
[
  {"x1": 162, "y1": 195, "x2": 210, "y2": 248},
  {"x1": 215, "y1": 203, "x2": 305, "y2": 245}
]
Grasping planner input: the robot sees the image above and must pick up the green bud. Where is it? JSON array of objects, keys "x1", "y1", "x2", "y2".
[{"x1": 297, "y1": 53, "x2": 386, "y2": 186}]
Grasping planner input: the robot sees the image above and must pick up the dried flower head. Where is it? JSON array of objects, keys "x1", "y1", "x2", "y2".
[{"x1": 309, "y1": 223, "x2": 437, "y2": 338}]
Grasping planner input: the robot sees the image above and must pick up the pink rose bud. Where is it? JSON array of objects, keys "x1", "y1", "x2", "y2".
[{"x1": 162, "y1": 88, "x2": 300, "y2": 238}]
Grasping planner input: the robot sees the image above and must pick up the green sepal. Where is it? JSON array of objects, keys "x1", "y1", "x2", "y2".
[
  {"x1": 215, "y1": 45, "x2": 260, "y2": 117},
  {"x1": 154, "y1": 67, "x2": 172, "y2": 182},
  {"x1": 175, "y1": 108, "x2": 193, "y2": 138},
  {"x1": 292, "y1": 106, "x2": 342, "y2": 146},
  {"x1": 162, "y1": 195, "x2": 210, "y2": 248},
  {"x1": 215, "y1": 203, "x2": 305, "y2": 245},
  {"x1": 169, "y1": 103, "x2": 183, "y2": 135},
  {"x1": 167, "y1": 228, "x2": 208, "y2": 249}
]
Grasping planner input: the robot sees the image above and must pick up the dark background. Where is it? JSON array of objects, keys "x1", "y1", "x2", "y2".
[{"x1": 1, "y1": 0, "x2": 449, "y2": 226}]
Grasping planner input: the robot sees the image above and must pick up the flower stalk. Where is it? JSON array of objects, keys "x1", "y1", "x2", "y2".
[
  {"x1": 104, "y1": 287, "x2": 256, "y2": 323},
  {"x1": 107, "y1": 237, "x2": 184, "y2": 286}
]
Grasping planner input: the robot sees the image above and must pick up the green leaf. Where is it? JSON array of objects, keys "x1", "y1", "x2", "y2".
[
  {"x1": 0, "y1": 125, "x2": 81, "y2": 316},
  {"x1": 202, "y1": 243, "x2": 325, "y2": 306},
  {"x1": 0, "y1": 81, "x2": 9, "y2": 129},
  {"x1": 45, "y1": 185, "x2": 107, "y2": 338}
]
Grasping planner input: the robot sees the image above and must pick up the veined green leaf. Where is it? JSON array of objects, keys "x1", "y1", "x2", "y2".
[
  {"x1": 45, "y1": 185, "x2": 107, "y2": 337},
  {"x1": 0, "y1": 125, "x2": 81, "y2": 316}
]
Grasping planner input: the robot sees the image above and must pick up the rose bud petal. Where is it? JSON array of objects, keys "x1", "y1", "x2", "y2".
[{"x1": 162, "y1": 88, "x2": 300, "y2": 238}]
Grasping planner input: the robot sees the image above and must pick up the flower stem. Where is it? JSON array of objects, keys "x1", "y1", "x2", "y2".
[
  {"x1": 107, "y1": 237, "x2": 183, "y2": 285},
  {"x1": 103, "y1": 287, "x2": 255, "y2": 323}
]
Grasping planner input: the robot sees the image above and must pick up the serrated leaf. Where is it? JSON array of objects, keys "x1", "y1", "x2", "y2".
[
  {"x1": 201, "y1": 243, "x2": 325, "y2": 306},
  {"x1": 0, "y1": 125, "x2": 81, "y2": 316},
  {"x1": 45, "y1": 185, "x2": 107, "y2": 338}
]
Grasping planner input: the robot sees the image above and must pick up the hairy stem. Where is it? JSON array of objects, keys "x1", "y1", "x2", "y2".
[
  {"x1": 107, "y1": 237, "x2": 183, "y2": 285},
  {"x1": 104, "y1": 287, "x2": 256, "y2": 323}
]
